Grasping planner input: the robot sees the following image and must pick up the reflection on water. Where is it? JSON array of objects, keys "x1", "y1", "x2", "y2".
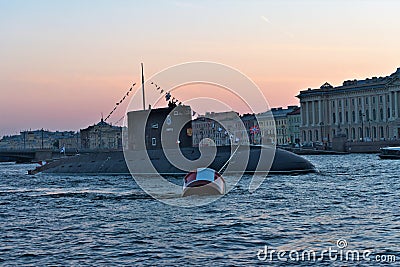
[{"x1": 0, "y1": 154, "x2": 399, "y2": 266}]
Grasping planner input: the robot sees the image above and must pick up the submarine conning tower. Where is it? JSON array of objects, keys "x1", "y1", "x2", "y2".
[{"x1": 127, "y1": 103, "x2": 193, "y2": 151}]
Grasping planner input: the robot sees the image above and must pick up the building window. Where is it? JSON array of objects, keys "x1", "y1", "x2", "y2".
[
  {"x1": 345, "y1": 111, "x2": 349, "y2": 123},
  {"x1": 151, "y1": 138, "x2": 156, "y2": 146},
  {"x1": 352, "y1": 128, "x2": 356, "y2": 139},
  {"x1": 373, "y1": 109, "x2": 376, "y2": 121},
  {"x1": 333, "y1": 113, "x2": 336, "y2": 124},
  {"x1": 339, "y1": 112, "x2": 342, "y2": 123},
  {"x1": 352, "y1": 111, "x2": 356, "y2": 122},
  {"x1": 315, "y1": 130, "x2": 319, "y2": 141},
  {"x1": 380, "y1": 108, "x2": 384, "y2": 121},
  {"x1": 352, "y1": 98, "x2": 355, "y2": 106},
  {"x1": 332, "y1": 101, "x2": 335, "y2": 108},
  {"x1": 372, "y1": 96, "x2": 375, "y2": 104},
  {"x1": 388, "y1": 108, "x2": 391, "y2": 118},
  {"x1": 366, "y1": 109, "x2": 369, "y2": 121},
  {"x1": 380, "y1": 95, "x2": 383, "y2": 103},
  {"x1": 366, "y1": 97, "x2": 369, "y2": 105}
]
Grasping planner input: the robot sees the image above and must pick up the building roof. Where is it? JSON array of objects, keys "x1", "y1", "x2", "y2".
[
  {"x1": 287, "y1": 107, "x2": 300, "y2": 115},
  {"x1": 270, "y1": 106, "x2": 298, "y2": 118},
  {"x1": 96, "y1": 118, "x2": 109, "y2": 127},
  {"x1": 240, "y1": 113, "x2": 256, "y2": 122},
  {"x1": 81, "y1": 118, "x2": 122, "y2": 132}
]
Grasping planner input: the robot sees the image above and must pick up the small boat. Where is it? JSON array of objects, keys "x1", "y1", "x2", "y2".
[
  {"x1": 182, "y1": 168, "x2": 226, "y2": 197},
  {"x1": 27, "y1": 161, "x2": 47, "y2": 175},
  {"x1": 379, "y1": 147, "x2": 400, "y2": 159},
  {"x1": 28, "y1": 169, "x2": 39, "y2": 175}
]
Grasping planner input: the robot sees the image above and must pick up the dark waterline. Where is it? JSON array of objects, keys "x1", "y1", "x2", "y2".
[{"x1": 0, "y1": 154, "x2": 399, "y2": 266}]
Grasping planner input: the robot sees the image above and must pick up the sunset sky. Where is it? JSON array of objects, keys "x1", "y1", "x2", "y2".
[{"x1": 1, "y1": 0, "x2": 400, "y2": 137}]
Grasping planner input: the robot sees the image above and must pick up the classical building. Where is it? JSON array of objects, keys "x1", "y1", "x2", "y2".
[
  {"x1": 271, "y1": 106, "x2": 298, "y2": 145},
  {"x1": 192, "y1": 111, "x2": 242, "y2": 146},
  {"x1": 254, "y1": 110, "x2": 274, "y2": 145},
  {"x1": 192, "y1": 111, "x2": 267, "y2": 146},
  {"x1": 287, "y1": 107, "x2": 301, "y2": 144},
  {"x1": 58, "y1": 134, "x2": 81, "y2": 151},
  {"x1": 0, "y1": 134, "x2": 24, "y2": 150},
  {"x1": 80, "y1": 119, "x2": 122, "y2": 150},
  {"x1": 240, "y1": 113, "x2": 261, "y2": 145},
  {"x1": 0, "y1": 130, "x2": 77, "y2": 150},
  {"x1": 192, "y1": 107, "x2": 299, "y2": 146},
  {"x1": 297, "y1": 67, "x2": 400, "y2": 144},
  {"x1": 255, "y1": 106, "x2": 298, "y2": 145},
  {"x1": 192, "y1": 108, "x2": 301, "y2": 146}
]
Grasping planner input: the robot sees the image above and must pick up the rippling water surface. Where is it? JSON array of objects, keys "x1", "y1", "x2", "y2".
[{"x1": 1, "y1": 154, "x2": 399, "y2": 266}]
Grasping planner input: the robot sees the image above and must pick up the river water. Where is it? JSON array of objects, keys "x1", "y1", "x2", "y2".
[{"x1": 0, "y1": 154, "x2": 399, "y2": 266}]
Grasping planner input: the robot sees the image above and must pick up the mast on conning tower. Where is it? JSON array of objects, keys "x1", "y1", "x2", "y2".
[{"x1": 141, "y1": 63, "x2": 145, "y2": 110}]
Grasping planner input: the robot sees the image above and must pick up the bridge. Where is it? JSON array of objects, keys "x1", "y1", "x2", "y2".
[
  {"x1": 0, "y1": 149, "x2": 56, "y2": 163},
  {"x1": 0, "y1": 149, "x2": 70, "y2": 163},
  {"x1": 0, "y1": 149, "x2": 123, "y2": 163}
]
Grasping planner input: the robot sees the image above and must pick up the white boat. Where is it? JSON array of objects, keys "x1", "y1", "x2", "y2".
[
  {"x1": 182, "y1": 168, "x2": 226, "y2": 197},
  {"x1": 379, "y1": 147, "x2": 400, "y2": 159}
]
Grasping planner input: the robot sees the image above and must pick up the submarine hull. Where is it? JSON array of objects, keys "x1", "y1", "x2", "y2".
[{"x1": 32, "y1": 146, "x2": 316, "y2": 175}]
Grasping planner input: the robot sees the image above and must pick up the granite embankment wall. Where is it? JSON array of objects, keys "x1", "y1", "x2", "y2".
[{"x1": 333, "y1": 138, "x2": 400, "y2": 153}]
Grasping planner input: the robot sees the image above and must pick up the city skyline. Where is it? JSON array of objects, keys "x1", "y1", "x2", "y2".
[{"x1": 1, "y1": 0, "x2": 400, "y2": 137}]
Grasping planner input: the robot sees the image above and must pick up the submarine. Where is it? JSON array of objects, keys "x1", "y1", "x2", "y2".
[{"x1": 31, "y1": 102, "x2": 316, "y2": 175}]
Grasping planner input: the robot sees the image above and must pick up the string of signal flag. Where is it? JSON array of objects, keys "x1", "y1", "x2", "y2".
[
  {"x1": 150, "y1": 81, "x2": 197, "y2": 117},
  {"x1": 104, "y1": 81, "x2": 198, "y2": 125},
  {"x1": 150, "y1": 81, "x2": 182, "y2": 105},
  {"x1": 104, "y1": 83, "x2": 136, "y2": 123}
]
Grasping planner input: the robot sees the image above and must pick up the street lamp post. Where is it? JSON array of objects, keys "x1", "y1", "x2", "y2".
[
  {"x1": 200, "y1": 125, "x2": 204, "y2": 146},
  {"x1": 41, "y1": 128, "x2": 44, "y2": 150},
  {"x1": 368, "y1": 119, "x2": 371, "y2": 141},
  {"x1": 76, "y1": 131, "x2": 80, "y2": 151},
  {"x1": 361, "y1": 113, "x2": 366, "y2": 142},
  {"x1": 23, "y1": 131, "x2": 26, "y2": 150}
]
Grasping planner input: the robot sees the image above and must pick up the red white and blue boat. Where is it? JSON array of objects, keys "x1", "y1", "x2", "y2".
[{"x1": 182, "y1": 168, "x2": 226, "y2": 197}]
